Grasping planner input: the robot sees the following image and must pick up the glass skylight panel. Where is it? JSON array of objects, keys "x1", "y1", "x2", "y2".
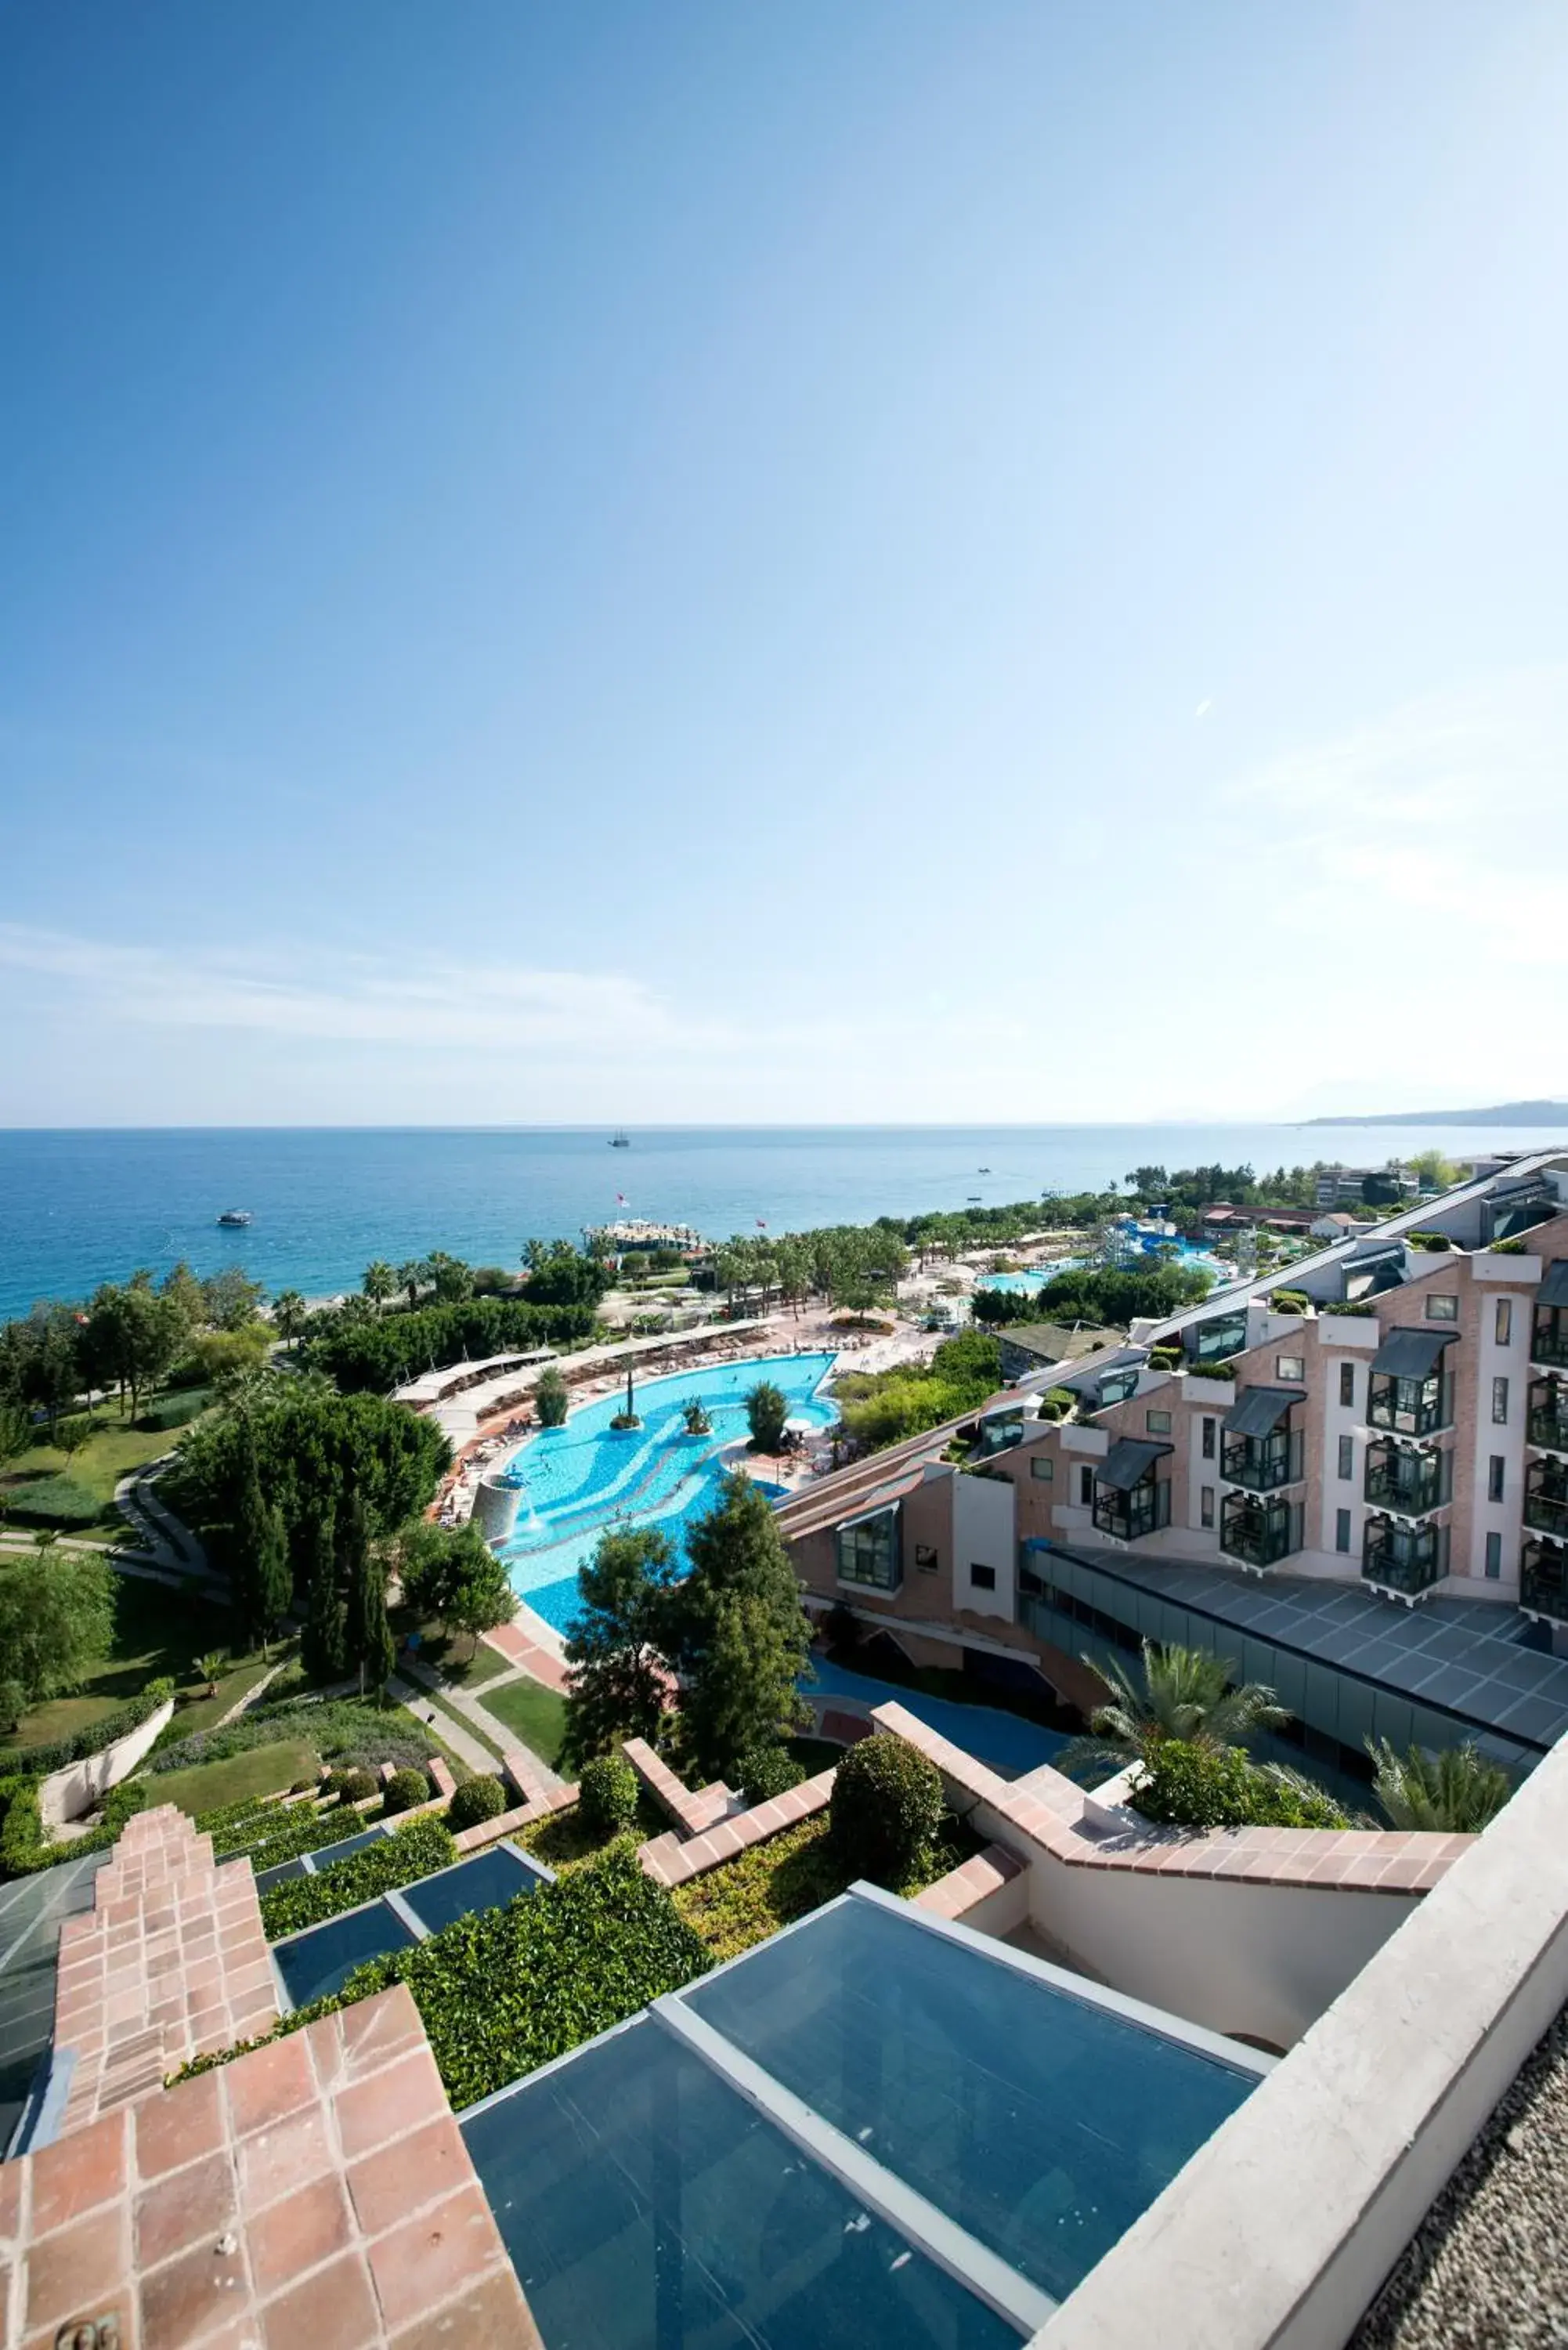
[
  {"x1": 399, "y1": 1844, "x2": 544, "y2": 1936},
  {"x1": 681, "y1": 1897, "x2": 1257, "y2": 2306},
  {"x1": 464, "y1": 2015, "x2": 1017, "y2": 2350},
  {"x1": 272, "y1": 1900, "x2": 417, "y2": 2008}
]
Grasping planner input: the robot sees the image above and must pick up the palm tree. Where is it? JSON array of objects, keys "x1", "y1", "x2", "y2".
[
  {"x1": 1368, "y1": 1738, "x2": 1512, "y2": 1833},
  {"x1": 194, "y1": 1649, "x2": 226, "y2": 1697},
  {"x1": 273, "y1": 1291, "x2": 308, "y2": 1352},
  {"x1": 396, "y1": 1258, "x2": 432, "y2": 1311},
  {"x1": 363, "y1": 1261, "x2": 396, "y2": 1314},
  {"x1": 1058, "y1": 1639, "x2": 1289, "y2": 1782}
]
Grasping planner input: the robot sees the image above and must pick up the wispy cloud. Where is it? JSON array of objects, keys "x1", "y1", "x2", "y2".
[{"x1": 0, "y1": 927, "x2": 712, "y2": 1055}]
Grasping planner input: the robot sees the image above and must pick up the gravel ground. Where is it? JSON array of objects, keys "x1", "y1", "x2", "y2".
[{"x1": 1353, "y1": 2003, "x2": 1568, "y2": 2350}]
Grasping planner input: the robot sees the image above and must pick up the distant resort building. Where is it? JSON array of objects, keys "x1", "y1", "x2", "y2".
[{"x1": 583, "y1": 1217, "x2": 704, "y2": 1256}]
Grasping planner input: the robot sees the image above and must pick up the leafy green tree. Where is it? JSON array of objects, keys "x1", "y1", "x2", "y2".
[
  {"x1": 0, "y1": 1546, "x2": 115, "y2": 1705},
  {"x1": 1368, "y1": 1738, "x2": 1512, "y2": 1832},
  {"x1": 201, "y1": 1267, "x2": 266, "y2": 1332},
  {"x1": 273, "y1": 1291, "x2": 309, "y2": 1350},
  {"x1": 670, "y1": 1473, "x2": 811, "y2": 1781},
  {"x1": 444, "y1": 1543, "x2": 515, "y2": 1658},
  {"x1": 363, "y1": 1260, "x2": 396, "y2": 1313},
  {"x1": 53, "y1": 1415, "x2": 96, "y2": 1469},
  {"x1": 426, "y1": 1252, "x2": 474, "y2": 1303},
  {"x1": 0, "y1": 1303, "x2": 84, "y2": 1433},
  {"x1": 188, "y1": 1325, "x2": 273, "y2": 1394},
  {"x1": 341, "y1": 1486, "x2": 394, "y2": 1694},
  {"x1": 302, "y1": 1508, "x2": 347, "y2": 1684},
  {"x1": 745, "y1": 1380, "x2": 788, "y2": 1453},
  {"x1": 0, "y1": 1405, "x2": 31, "y2": 1466},
  {"x1": 562, "y1": 1527, "x2": 681, "y2": 1767},
  {"x1": 1058, "y1": 1640, "x2": 1289, "y2": 1782},
  {"x1": 533, "y1": 1367, "x2": 569, "y2": 1427}
]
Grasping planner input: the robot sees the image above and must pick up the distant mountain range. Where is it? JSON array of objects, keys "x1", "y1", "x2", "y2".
[{"x1": 1303, "y1": 1101, "x2": 1568, "y2": 1128}]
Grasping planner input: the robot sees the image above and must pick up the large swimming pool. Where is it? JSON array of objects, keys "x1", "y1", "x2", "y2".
[{"x1": 495, "y1": 1352, "x2": 839, "y2": 1635}]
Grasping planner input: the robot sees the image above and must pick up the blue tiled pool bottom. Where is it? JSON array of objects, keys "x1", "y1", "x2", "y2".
[
  {"x1": 461, "y1": 1887, "x2": 1267, "y2": 2345},
  {"x1": 464, "y1": 2012, "x2": 1017, "y2": 2350},
  {"x1": 272, "y1": 1842, "x2": 549, "y2": 2009},
  {"x1": 497, "y1": 1352, "x2": 838, "y2": 1634},
  {"x1": 685, "y1": 1896, "x2": 1258, "y2": 2307},
  {"x1": 273, "y1": 1899, "x2": 416, "y2": 2009}
]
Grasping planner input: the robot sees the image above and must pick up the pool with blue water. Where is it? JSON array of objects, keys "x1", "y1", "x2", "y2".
[{"x1": 496, "y1": 1351, "x2": 838, "y2": 1635}]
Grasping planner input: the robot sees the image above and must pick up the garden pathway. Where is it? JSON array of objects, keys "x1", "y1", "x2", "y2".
[
  {"x1": 385, "y1": 1674, "x2": 498, "y2": 1777},
  {"x1": 398, "y1": 1656, "x2": 568, "y2": 1796}
]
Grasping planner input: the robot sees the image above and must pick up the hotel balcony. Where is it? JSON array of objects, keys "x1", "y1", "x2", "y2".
[
  {"x1": 1364, "y1": 1439, "x2": 1450, "y2": 1519},
  {"x1": 1366, "y1": 1324, "x2": 1458, "y2": 1440},
  {"x1": 1219, "y1": 1491, "x2": 1300, "y2": 1571},
  {"x1": 1520, "y1": 1538, "x2": 1568, "y2": 1627},
  {"x1": 1526, "y1": 1376, "x2": 1568, "y2": 1458},
  {"x1": 1091, "y1": 1437, "x2": 1172, "y2": 1544},
  {"x1": 1362, "y1": 1513, "x2": 1448, "y2": 1601},
  {"x1": 1523, "y1": 1462, "x2": 1568, "y2": 1544},
  {"x1": 1531, "y1": 1304, "x2": 1568, "y2": 1372},
  {"x1": 1219, "y1": 1386, "x2": 1303, "y2": 1493}
]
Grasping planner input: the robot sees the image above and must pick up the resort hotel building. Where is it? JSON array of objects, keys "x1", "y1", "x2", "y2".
[{"x1": 779, "y1": 1148, "x2": 1568, "y2": 1788}]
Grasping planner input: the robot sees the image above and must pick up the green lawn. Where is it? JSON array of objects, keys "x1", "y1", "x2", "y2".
[
  {"x1": 398, "y1": 1619, "x2": 512, "y2": 1689},
  {"x1": 154, "y1": 1738, "x2": 321, "y2": 1818},
  {"x1": 2, "y1": 1411, "x2": 189, "y2": 1528},
  {"x1": 0, "y1": 1578, "x2": 272, "y2": 1759},
  {"x1": 475, "y1": 1674, "x2": 568, "y2": 1768}
]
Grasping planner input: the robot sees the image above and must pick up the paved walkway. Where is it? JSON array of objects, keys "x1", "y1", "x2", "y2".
[
  {"x1": 385, "y1": 1675, "x2": 498, "y2": 1776},
  {"x1": 482, "y1": 1618, "x2": 569, "y2": 1691},
  {"x1": 399, "y1": 1656, "x2": 568, "y2": 1794}
]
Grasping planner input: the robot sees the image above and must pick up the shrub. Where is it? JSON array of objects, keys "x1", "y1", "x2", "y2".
[
  {"x1": 447, "y1": 1773, "x2": 507, "y2": 1831},
  {"x1": 1324, "y1": 1299, "x2": 1376, "y2": 1316},
  {"x1": 1132, "y1": 1741, "x2": 1348, "y2": 1831},
  {"x1": 1269, "y1": 1289, "x2": 1311, "y2": 1315},
  {"x1": 830, "y1": 1734, "x2": 945, "y2": 1887},
  {"x1": 150, "y1": 1697, "x2": 434, "y2": 1779},
  {"x1": 578, "y1": 1752, "x2": 639, "y2": 1838},
  {"x1": 260, "y1": 1815, "x2": 457, "y2": 1938},
  {"x1": 1043, "y1": 1386, "x2": 1078, "y2": 1415},
  {"x1": 1186, "y1": 1357, "x2": 1236, "y2": 1380},
  {"x1": 607, "y1": 1412, "x2": 641, "y2": 1431},
  {"x1": 534, "y1": 1368, "x2": 569, "y2": 1427},
  {"x1": 1487, "y1": 1238, "x2": 1526, "y2": 1255},
  {"x1": 381, "y1": 1766, "x2": 432, "y2": 1816},
  {"x1": 0, "y1": 1772, "x2": 152, "y2": 1880},
  {"x1": 1147, "y1": 1347, "x2": 1183, "y2": 1372},
  {"x1": 737, "y1": 1745, "x2": 805, "y2": 1802},
  {"x1": 1407, "y1": 1231, "x2": 1452, "y2": 1253},
  {"x1": 336, "y1": 1768, "x2": 378, "y2": 1806},
  {"x1": 3, "y1": 1477, "x2": 102, "y2": 1528}
]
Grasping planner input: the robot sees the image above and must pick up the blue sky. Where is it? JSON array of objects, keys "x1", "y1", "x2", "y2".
[{"x1": 2, "y1": 2, "x2": 1565, "y2": 1125}]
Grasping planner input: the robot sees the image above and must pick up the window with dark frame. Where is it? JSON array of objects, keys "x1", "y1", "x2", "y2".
[
  {"x1": 1485, "y1": 1531, "x2": 1502, "y2": 1579},
  {"x1": 970, "y1": 1562, "x2": 996, "y2": 1591},
  {"x1": 1201, "y1": 1416, "x2": 1215, "y2": 1459},
  {"x1": 1146, "y1": 1408, "x2": 1172, "y2": 1435},
  {"x1": 1494, "y1": 1376, "x2": 1509, "y2": 1426},
  {"x1": 1335, "y1": 1508, "x2": 1352, "y2": 1553},
  {"x1": 1425, "y1": 1292, "x2": 1458, "y2": 1321},
  {"x1": 1078, "y1": 1466, "x2": 1094, "y2": 1506},
  {"x1": 1277, "y1": 1356, "x2": 1305, "y2": 1383},
  {"x1": 914, "y1": 1543, "x2": 938, "y2": 1572},
  {"x1": 1338, "y1": 1434, "x2": 1353, "y2": 1480},
  {"x1": 1339, "y1": 1362, "x2": 1356, "y2": 1408},
  {"x1": 1030, "y1": 1456, "x2": 1053, "y2": 1481},
  {"x1": 1488, "y1": 1455, "x2": 1505, "y2": 1502}
]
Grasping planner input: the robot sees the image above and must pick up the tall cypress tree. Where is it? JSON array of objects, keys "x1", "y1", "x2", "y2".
[
  {"x1": 255, "y1": 1501, "x2": 292, "y2": 1659},
  {"x1": 338, "y1": 1484, "x2": 373, "y2": 1695},
  {"x1": 302, "y1": 1507, "x2": 346, "y2": 1685},
  {"x1": 227, "y1": 1423, "x2": 268, "y2": 1644}
]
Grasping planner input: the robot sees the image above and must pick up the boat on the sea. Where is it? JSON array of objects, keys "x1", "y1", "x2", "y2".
[
  {"x1": 217, "y1": 1209, "x2": 252, "y2": 1227},
  {"x1": 609, "y1": 1132, "x2": 630, "y2": 1148}
]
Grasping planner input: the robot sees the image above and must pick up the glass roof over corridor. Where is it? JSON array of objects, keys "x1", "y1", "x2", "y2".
[{"x1": 462, "y1": 1886, "x2": 1267, "y2": 2348}]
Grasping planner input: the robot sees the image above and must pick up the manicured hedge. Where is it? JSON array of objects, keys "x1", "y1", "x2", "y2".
[
  {"x1": 447, "y1": 1774, "x2": 507, "y2": 1831},
  {"x1": 1186, "y1": 1358, "x2": 1237, "y2": 1380},
  {"x1": 1324, "y1": 1300, "x2": 1376, "y2": 1316},
  {"x1": 0, "y1": 1773, "x2": 151, "y2": 1880},
  {"x1": 578, "y1": 1753, "x2": 638, "y2": 1838},
  {"x1": 6, "y1": 1678, "x2": 175, "y2": 1780},
  {"x1": 260, "y1": 1816, "x2": 456, "y2": 1940},
  {"x1": 1268, "y1": 1290, "x2": 1311, "y2": 1315},
  {"x1": 198, "y1": 1795, "x2": 343, "y2": 1873},
  {"x1": 830, "y1": 1734, "x2": 945, "y2": 1888},
  {"x1": 1131, "y1": 1741, "x2": 1349, "y2": 1831},
  {"x1": 3, "y1": 1477, "x2": 103, "y2": 1529}
]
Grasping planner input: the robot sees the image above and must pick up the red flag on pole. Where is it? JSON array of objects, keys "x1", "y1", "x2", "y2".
[{"x1": 756, "y1": 1218, "x2": 768, "y2": 1229}]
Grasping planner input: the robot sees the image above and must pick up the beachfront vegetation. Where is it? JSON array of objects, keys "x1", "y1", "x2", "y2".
[
  {"x1": 301, "y1": 1293, "x2": 598, "y2": 1394},
  {"x1": 519, "y1": 1239, "x2": 614, "y2": 1308},
  {"x1": 1058, "y1": 1639, "x2": 1289, "y2": 1783},
  {"x1": 832, "y1": 1329, "x2": 1002, "y2": 1452},
  {"x1": 974, "y1": 1261, "x2": 1213, "y2": 1329},
  {"x1": 1368, "y1": 1737, "x2": 1512, "y2": 1833}
]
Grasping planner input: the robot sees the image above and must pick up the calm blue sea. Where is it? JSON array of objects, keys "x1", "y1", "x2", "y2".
[{"x1": 0, "y1": 1123, "x2": 1553, "y2": 1321}]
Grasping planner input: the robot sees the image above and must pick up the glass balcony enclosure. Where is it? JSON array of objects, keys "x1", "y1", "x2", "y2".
[
  {"x1": 1219, "y1": 1491, "x2": 1301, "y2": 1569},
  {"x1": 1093, "y1": 1475, "x2": 1171, "y2": 1544},
  {"x1": 1523, "y1": 1460, "x2": 1568, "y2": 1543},
  {"x1": 976, "y1": 1408, "x2": 1026, "y2": 1457},
  {"x1": 1367, "y1": 1368, "x2": 1453, "y2": 1438},
  {"x1": 1362, "y1": 1513, "x2": 1448, "y2": 1598},
  {"x1": 837, "y1": 1504, "x2": 901, "y2": 1592},
  {"x1": 1532, "y1": 1307, "x2": 1568, "y2": 1371},
  {"x1": 1220, "y1": 1428, "x2": 1303, "y2": 1492},
  {"x1": 1528, "y1": 1377, "x2": 1568, "y2": 1454},
  {"x1": 1521, "y1": 1538, "x2": 1568, "y2": 1625},
  {"x1": 1364, "y1": 1441, "x2": 1449, "y2": 1517}
]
